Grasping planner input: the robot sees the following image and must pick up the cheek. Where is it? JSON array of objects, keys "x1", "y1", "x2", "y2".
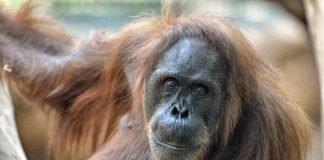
[
  {"x1": 143, "y1": 85, "x2": 163, "y2": 122},
  {"x1": 201, "y1": 97, "x2": 228, "y2": 132},
  {"x1": 143, "y1": 80, "x2": 173, "y2": 121},
  {"x1": 191, "y1": 94, "x2": 226, "y2": 125}
]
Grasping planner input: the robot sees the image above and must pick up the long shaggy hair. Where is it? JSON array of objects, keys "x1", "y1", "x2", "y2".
[{"x1": 0, "y1": 1, "x2": 311, "y2": 160}]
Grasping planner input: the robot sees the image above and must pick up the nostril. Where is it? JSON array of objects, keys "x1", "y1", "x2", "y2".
[
  {"x1": 180, "y1": 110, "x2": 189, "y2": 119},
  {"x1": 171, "y1": 106, "x2": 180, "y2": 116},
  {"x1": 171, "y1": 105, "x2": 190, "y2": 119}
]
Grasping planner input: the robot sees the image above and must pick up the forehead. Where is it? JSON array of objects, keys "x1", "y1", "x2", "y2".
[{"x1": 154, "y1": 38, "x2": 228, "y2": 80}]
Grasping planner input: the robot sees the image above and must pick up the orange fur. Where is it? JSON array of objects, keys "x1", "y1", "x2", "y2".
[{"x1": 0, "y1": 1, "x2": 311, "y2": 160}]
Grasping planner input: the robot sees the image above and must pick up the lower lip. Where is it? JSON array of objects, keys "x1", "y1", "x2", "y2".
[{"x1": 152, "y1": 136, "x2": 198, "y2": 150}]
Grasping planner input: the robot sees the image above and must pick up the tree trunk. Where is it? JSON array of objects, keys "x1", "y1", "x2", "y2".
[
  {"x1": 0, "y1": 81, "x2": 27, "y2": 160},
  {"x1": 304, "y1": 0, "x2": 324, "y2": 159}
]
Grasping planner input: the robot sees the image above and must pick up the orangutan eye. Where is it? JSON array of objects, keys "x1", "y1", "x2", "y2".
[
  {"x1": 193, "y1": 84, "x2": 209, "y2": 95},
  {"x1": 164, "y1": 78, "x2": 178, "y2": 89}
]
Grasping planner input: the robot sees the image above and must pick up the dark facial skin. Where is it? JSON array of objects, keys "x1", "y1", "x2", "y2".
[{"x1": 144, "y1": 38, "x2": 229, "y2": 160}]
